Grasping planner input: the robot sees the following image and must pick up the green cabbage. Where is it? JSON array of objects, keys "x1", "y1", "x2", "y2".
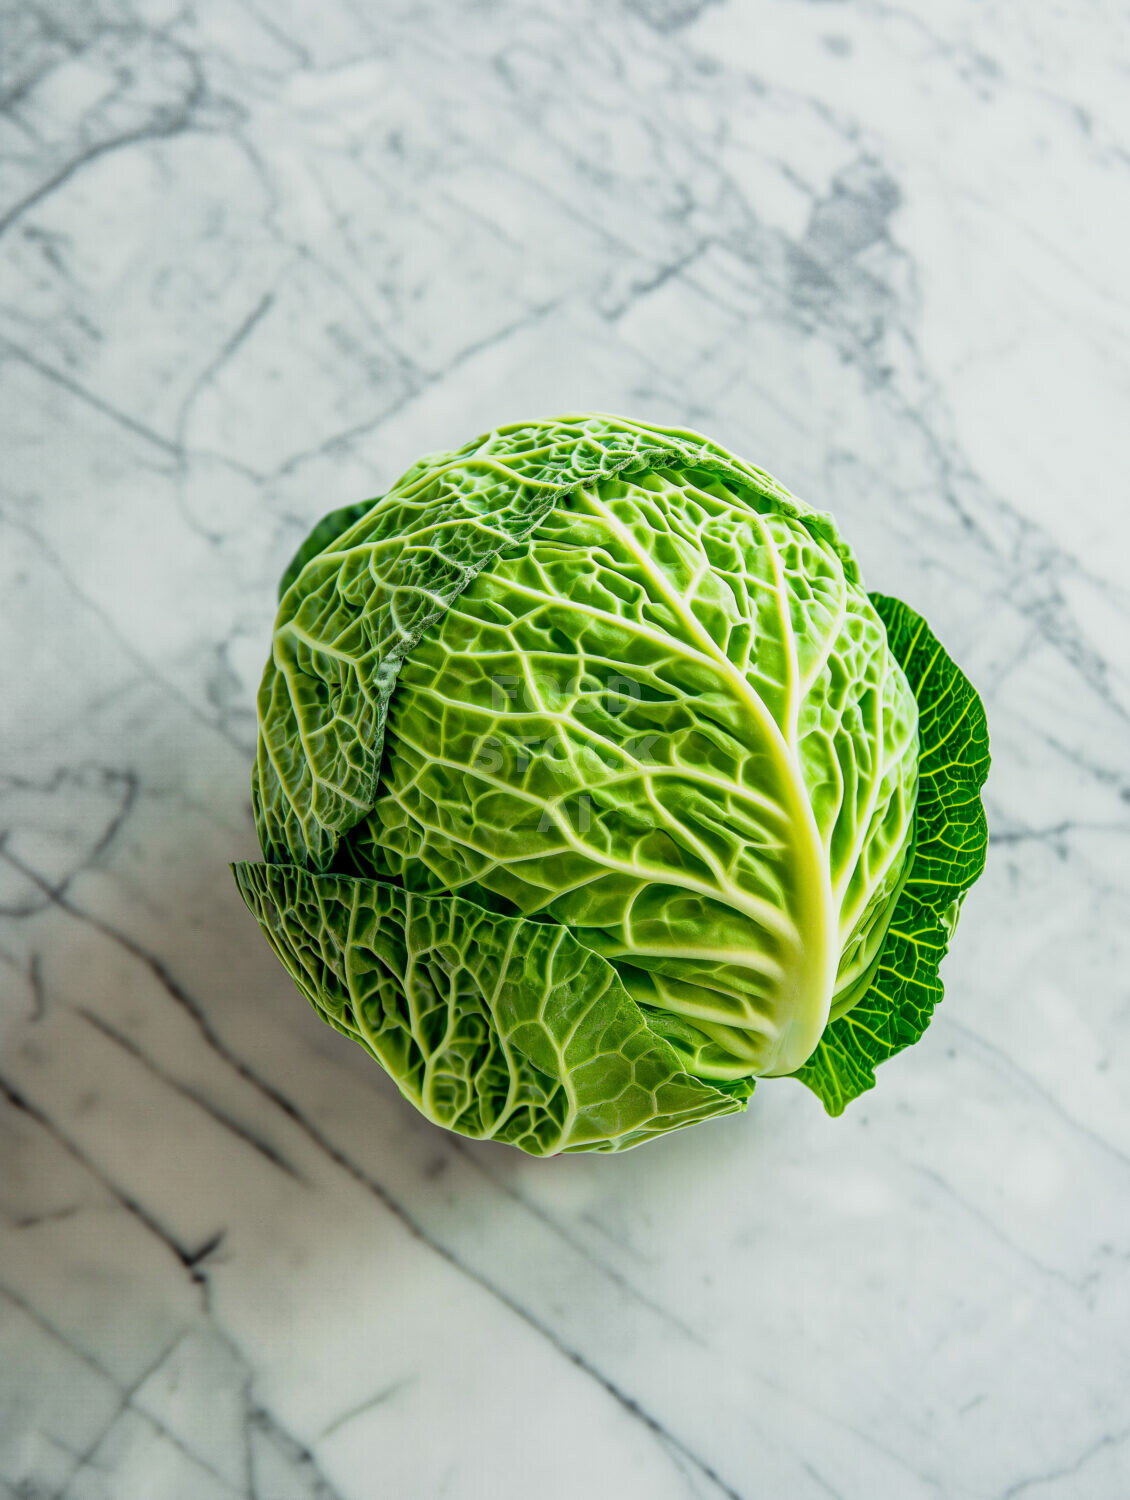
[{"x1": 234, "y1": 414, "x2": 988, "y2": 1153}]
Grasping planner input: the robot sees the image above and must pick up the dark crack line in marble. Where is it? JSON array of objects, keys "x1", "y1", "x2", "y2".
[
  {"x1": 0, "y1": 1292, "x2": 244, "y2": 1500},
  {"x1": 446, "y1": 1137, "x2": 709, "y2": 1346},
  {"x1": 173, "y1": 291, "x2": 277, "y2": 458},
  {"x1": 910, "y1": 1164, "x2": 1089, "y2": 1293},
  {"x1": 0, "y1": 338, "x2": 267, "y2": 493},
  {"x1": 1036, "y1": 729, "x2": 1130, "y2": 804},
  {"x1": 0, "y1": 506, "x2": 247, "y2": 757},
  {"x1": 0, "y1": 1281, "x2": 273, "y2": 1498},
  {"x1": 872, "y1": 0, "x2": 1128, "y2": 166},
  {"x1": 998, "y1": 1423, "x2": 1130, "y2": 1500},
  {"x1": 0, "y1": 85, "x2": 204, "y2": 242},
  {"x1": 247, "y1": 1405, "x2": 348, "y2": 1500},
  {"x1": 602, "y1": 242, "x2": 712, "y2": 321},
  {"x1": 989, "y1": 819, "x2": 1130, "y2": 851},
  {"x1": 39, "y1": 1428, "x2": 112, "y2": 1473},
  {"x1": 0, "y1": 337, "x2": 183, "y2": 458},
  {"x1": 318, "y1": 1379, "x2": 414, "y2": 1440},
  {"x1": 239, "y1": 1121, "x2": 748, "y2": 1500},
  {"x1": 269, "y1": 296, "x2": 563, "y2": 481},
  {"x1": 802, "y1": 1461, "x2": 849, "y2": 1500},
  {"x1": 75, "y1": 1005, "x2": 304, "y2": 1182},
  {"x1": 8, "y1": 1204, "x2": 81, "y2": 1230},
  {"x1": 944, "y1": 1018, "x2": 1130, "y2": 1174},
  {"x1": 26, "y1": 951, "x2": 46, "y2": 1021},
  {"x1": 231, "y1": 0, "x2": 314, "y2": 70},
  {"x1": 652, "y1": 1429, "x2": 723, "y2": 1500},
  {"x1": 0, "y1": 767, "x2": 138, "y2": 919},
  {"x1": 0, "y1": 10, "x2": 84, "y2": 116},
  {"x1": 47, "y1": 1331, "x2": 242, "y2": 1500},
  {"x1": 0, "y1": 1280, "x2": 118, "y2": 1388},
  {"x1": 0, "y1": 1074, "x2": 219, "y2": 1281}
]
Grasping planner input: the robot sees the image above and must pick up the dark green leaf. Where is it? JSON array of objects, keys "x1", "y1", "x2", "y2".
[{"x1": 790, "y1": 594, "x2": 990, "y2": 1113}]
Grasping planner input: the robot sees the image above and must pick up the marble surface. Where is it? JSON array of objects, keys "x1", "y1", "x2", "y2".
[{"x1": 2, "y1": 2, "x2": 1129, "y2": 1496}]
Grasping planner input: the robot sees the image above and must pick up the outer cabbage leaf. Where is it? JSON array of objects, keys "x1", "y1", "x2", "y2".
[
  {"x1": 277, "y1": 499, "x2": 376, "y2": 601},
  {"x1": 790, "y1": 594, "x2": 990, "y2": 1113},
  {"x1": 232, "y1": 861, "x2": 752, "y2": 1154}
]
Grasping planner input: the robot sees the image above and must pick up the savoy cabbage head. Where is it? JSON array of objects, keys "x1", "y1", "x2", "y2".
[{"x1": 234, "y1": 414, "x2": 988, "y2": 1153}]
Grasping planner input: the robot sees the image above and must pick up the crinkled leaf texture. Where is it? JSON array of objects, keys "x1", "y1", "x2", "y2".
[
  {"x1": 253, "y1": 415, "x2": 851, "y2": 873},
  {"x1": 237, "y1": 413, "x2": 989, "y2": 1153},
  {"x1": 341, "y1": 464, "x2": 919, "y2": 1081},
  {"x1": 233, "y1": 861, "x2": 751, "y2": 1154}
]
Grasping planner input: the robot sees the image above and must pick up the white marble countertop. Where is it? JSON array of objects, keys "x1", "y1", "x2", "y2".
[{"x1": 2, "y1": 3, "x2": 1129, "y2": 1497}]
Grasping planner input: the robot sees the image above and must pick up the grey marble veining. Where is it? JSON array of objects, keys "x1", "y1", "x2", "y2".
[{"x1": 2, "y1": 2, "x2": 1129, "y2": 1497}]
